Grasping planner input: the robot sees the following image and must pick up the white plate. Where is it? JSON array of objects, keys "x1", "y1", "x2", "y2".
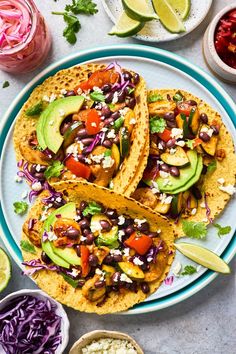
[{"x1": 102, "y1": 0, "x2": 212, "y2": 42}]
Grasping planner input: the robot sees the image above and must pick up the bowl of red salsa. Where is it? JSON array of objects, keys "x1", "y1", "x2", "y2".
[{"x1": 203, "y1": 4, "x2": 236, "y2": 83}]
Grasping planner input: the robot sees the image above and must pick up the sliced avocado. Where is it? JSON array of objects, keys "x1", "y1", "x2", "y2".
[
  {"x1": 52, "y1": 246, "x2": 81, "y2": 266},
  {"x1": 111, "y1": 143, "x2": 120, "y2": 171},
  {"x1": 118, "y1": 261, "x2": 144, "y2": 280},
  {"x1": 171, "y1": 193, "x2": 183, "y2": 216},
  {"x1": 63, "y1": 121, "x2": 82, "y2": 150},
  {"x1": 42, "y1": 241, "x2": 70, "y2": 269},
  {"x1": 90, "y1": 214, "x2": 112, "y2": 237},
  {"x1": 97, "y1": 226, "x2": 119, "y2": 248},
  {"x1": 161, "y1": 146, "x2": 189, "y2": 167},
  {"x1": 120, "y1": 127, "x2": 130, "y2": 158},
  {"x1": 37, "y1": 96, "x2": 84, "y2": 153}
]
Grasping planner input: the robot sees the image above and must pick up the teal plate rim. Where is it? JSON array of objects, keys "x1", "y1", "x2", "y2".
[{"x1": 0, "y1": 44, "x2": 235, "y2": 314}]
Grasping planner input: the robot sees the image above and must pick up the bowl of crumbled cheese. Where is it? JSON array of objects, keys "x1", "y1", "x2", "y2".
[{"x1": 69, "y1": 330, "x2": 144, "y2": 354}]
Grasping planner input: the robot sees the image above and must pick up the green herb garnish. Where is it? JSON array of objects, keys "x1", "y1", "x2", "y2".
[
  {"x1": 207, "y1": 160, "x2": 217, "y2": 174},
  {"x1": 2, "y1": 81, "x2": 9, "y2": 88},
  {"x1": 61, "y1": 273, "x2": 80, "y2": 288},
  {"x1": 13, "y1": 201, "x2": 28, "y2": 215},
  {"x1": 20, "y1": 240, "x2": 36, "y2": 254},
  {"x1": 25, "y1": 101, "x2": 43, "y2": 116},
  {"x1": 83, "y1": 201, "x2": 102, "y2": 216},
  {"x1": 213, "y1": 224, "x2": 231, "y2": 238},
  {"x1": 148, "y1": 94, "x2": 163, "y2": 103},
  {"x1": 114, "y1": 117, "x2": 124, "y2": 131},
  {"x1": 181, "y1": 265, "x2": 197, "y2": 275},
  {"x1": 90, "y1": 91, "x2": 105, "y2": 102},
  {"x1": 173, "y1": 91, "x2": 183, "y2": 102},
  {"x1": 44, "y1": 161, "x2": 64, "y2": 179},
  {"x1": 149, "y1": 116, "x2": 166, "y2": 134},
  {"x1": 185, "y1": 140, "x2": 194, "y2": 149},
  {"x1": 65, "y1": 0, "x2": 98, "y2": 15},
  {"x1": 182, "y1": 220, "x2": 207, "y2": 239}
]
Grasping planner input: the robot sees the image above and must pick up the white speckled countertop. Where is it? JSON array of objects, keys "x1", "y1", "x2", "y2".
[{"x1": 0, "y1": 1, "x2": 235, "y2": 353}]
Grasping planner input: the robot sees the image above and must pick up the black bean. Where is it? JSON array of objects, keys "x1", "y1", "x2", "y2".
[
  {"x1": 30, "y1": 164, "x2": 37, "y2": 175},
  {"x1": 191, "y1": 186, "x2": 202, "y2": 200},
  {"x1": 34, "y1": 172, "x2": 45, "y2": 181},
  {"x1": 170, "y1": 166, "x2": 180, "y2": 177},
  {"x1": 77, "y1": 154, "x2": 86, "y2": 163},
  {"x1": 88, "y1": 254, "x2": 99, "y2": 267},
  {"x1": 102, "y1": 139, "x2": 112, "y2": 148},
  {"x1": 77, "y1": 128, "x2": 88, "y2": 138},
  {"x1": 185, "y1": 100, "x2": 197, "y2": 106},
  {"x1": 77, "y1": 279, "x2": 85, "y2": 287},
  {"x1": 160, "y1": 163, "x2": 170, "y2": 173},
  {"x1": 210, "y1": 125, "x2": 219, "y2": 135},
  {"x1": 111, "y1": 218, "x2": 118, "y2": 226},
  {"x1": 85, "y1": 233, "x2": 95, "y2": 245},
  {"x1": 65, "y1": 228, "x2": 80, "y2": 239},
  {"x1": 83, "y1": 228, "x2": 90, "y2": 237},
  {"x1": 166, "y1": 139, "x2": 176, "y2": 148},
  {"x1": 129, "y1": 281, "x2": 138, "y2": 293},
  {"x1": 81, "y1": 138, "x2": 94, "y2": 146},
  {"x1": 125, "y1": 225, "x2": 134, "y2": 236},
  {"x1": 100, "y1": 220, "x2": 112, "y2": 231},
  {"x1": 199, "y1": 132, "x2": 210, "y2": 142},
  {"x1": 202, "y1": 165, "x2": 208, "y2": 175},
  {"x1": 148, "y1": 232, "x2": 158, "y2": 238},
  {"x1": 126, "y1": 97, "x2": 136, "y2": 109},
  {"x1": 124, "y1": 85, "x2": 134, "y2": 96},
  {"x1": 53, "y1": 199, "x2": 65, "y2": 208},
  {"x1": 158, "y1": 140, "x2": 166, "y2": 150},
  {"x1": 104, "y1": 255, "x2": 114, "y2": 264},
  {"x1": 200, "y1": 113, "x2": 208, "y2": 124},
  {"x1": 78, "y1": 219, "x2": 90, "y2": 229},
  {"x1": 76, "y1": 245, "x2": 81, "y2": 257},
  {"x1": 141, "y1": 282, "x2": 150, "y2": 294},
  {"x1": 101, "y1": 106, "x2": 112, "y2": 118},
  {"x1": 76, "y1": 208, "x2": 82, "y2": 217},
  {"x1": 80, "y1": 201, "x2": 88, "y2": 211},
  {"x1": 102, "y1": 84, "x2": 111, "y2": 93},
  {"x1": 111, "y1": 272, "x2": 121, "y2": 285},
  {"x1": 111, "y1": 285, "x2": 119, "y2": 292},
  {"x1": 104, "y1": 117, "x2": 114, "y2": 126},
  {"x1": 105, "y1": 208, "x2": 118, "y2": 219},
  {"x1": 65, "y1": 90, "x2": 76, "y2": 97},
  {"x1": 164, "y1": 112, "x2": 175, "y2": 121},
  {"x1": 117, "y1": 90, "x2": 126, "y2": 103},
  {"x1": 41, "y1": 251, "x2": 51, "y2": 264},
  {"x1": 87, "y1": 72, "x2": 93, "y2": 78},
  {"x1": 113, "y1": 254, "x2": 123, "y2": 262},
  {"x1": 123, "y1": 71, "x2": 132, "y2": 81},
  {"x1": 136, "y1": 222, "x2": 149, "y2": 232},
  {"x1": 167, "y1": 120, "x2": 177, "y2": 128},
  {"x1": 133, "y1": 73, "x2": 140, "y2": 85},
  {"x1": 95, "y1": 280, "x2": 105, "y2": 289},
  {"x1": 141, "y1": 263, "x2": 150, "y2": 271},
  {"x1": 111, "y1": 111, "x2": 120, "y2": 120},
  {"x1": 105, "y1": 92, "x2": 114, "y2": 103}
]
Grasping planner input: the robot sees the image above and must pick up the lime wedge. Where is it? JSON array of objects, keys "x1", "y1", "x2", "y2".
[
  {"x1": 109, "y1": 12, "x2": 144, "y2": 38},
  {"x1": 174, "y1": 243, "x2": 231, "y2": 274},
  {"x1": 0, "y1": 248, "x2": 11, "y2": 293},
  {"x1": 152, "y1": 0, "x2": 185, "y2": 33},
  {"x1": 168, "y1": 0, "x2": 191, "y2": 20},
  {"x1": 122, "y1": 0, "x2": 158, "y2": 22}
]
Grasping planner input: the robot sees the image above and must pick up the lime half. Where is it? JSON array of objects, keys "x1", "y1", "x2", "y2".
[
  {"x1": 152, "y1": 0, "x2": 185, "y2": 33},
  {"x1": 122, "y1": 0, "x2": 158, "y2": 22},
  {"x1": 168, "y1": 0, "x2": 191, "y2": 20},
  {"x1": 109, "y1": 12, "x2": 144, "y2": 38},
  {"x1": 0, "y1": 248, "x2": 11, "y2": 293},
  {"x1": 174, "y1": 243, "x2": 231, "y2": 274}
]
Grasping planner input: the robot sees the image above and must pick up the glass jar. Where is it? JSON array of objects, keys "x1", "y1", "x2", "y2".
[{"x1": 0, "y1": 0, "x2": 51, "y2": 73}]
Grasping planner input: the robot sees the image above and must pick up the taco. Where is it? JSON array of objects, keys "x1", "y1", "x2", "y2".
[
  {"x1": 21, "y1": 180, "x2": 175, "y2": 314},
  {"x1": 13, "y1": 62, "x2": 149, "y2": 196},
  {"x1": 132, "y1": 89, "x2": 236, "y2": 234}
]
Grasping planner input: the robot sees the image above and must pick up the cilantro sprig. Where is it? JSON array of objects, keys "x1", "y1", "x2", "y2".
[
  {"x1": 25, "y1": 101, "x2": 43, "y2": 116},
  {"x1": 207, "y1": 160, "x2": 217, "y2": 174},
  {"x1": 90, "y1": 91, "x2": 105, "y2": 102},
  {"x1": 181, "y1": 265, "x2": 197, "y2": 275},
  {"x1": 20, "y1": 240, "x2": 36, "y2": 254},
  {"x1": 13, "y1": 201, "x2": 28, "y2": 215},
  {"x1": 44, "y1": 161, "x2": 64, "y2": 179},
  {"x1": 2, "y1": 81, "x2": 10, "y2": 88},
  {"x1": 52, "y1": 0, "x2": 98, "y2": 44},
  {"x1": 83, "y1": 201, "x2": 102, "y2": 216},
  {"x1": 148, "y1": 94, "x2": 163, "y2": 103},
  {"x1": 213, "y1": 223, "x2": 231, "y2": 238},
  {"x1": 182, "y1": 220, "x2": 207, "y2": 240},
  {"x1": 149, "y1": 116, "x2": 166, "y2": 134}
]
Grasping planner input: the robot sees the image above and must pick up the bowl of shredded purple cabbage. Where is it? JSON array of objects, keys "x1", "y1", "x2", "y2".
[{"x1": 0, "y1": 289, "x2": 69, "y2": 354}]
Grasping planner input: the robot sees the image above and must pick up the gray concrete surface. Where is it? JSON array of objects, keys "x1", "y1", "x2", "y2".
[{"x1": 0, "y1": 1, "x2": 235, "y2": 353}]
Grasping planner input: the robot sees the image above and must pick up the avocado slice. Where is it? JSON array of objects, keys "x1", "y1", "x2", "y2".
[
  {"x1": 118, "y1": 261, "x2": 144, "y2": 280},
  {"x1": 36, "y1": 96, "x2": 84, "y2": 153},
  {"x1": 161, "y1": 146, "x2": 189, "y2": 167},
  {"x1": 52, "y1": 245, "x2": 81, "y2": 266},
  {"x1": 42, "y1": 241, "x2": 70, "y2": 269},
  {"x1": 97, "y1": 226, "x2": 119, "y2": 248}
]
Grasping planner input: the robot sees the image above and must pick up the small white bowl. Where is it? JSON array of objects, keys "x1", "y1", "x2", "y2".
[
  {"x1": 203, "y1": 4, "x2": 236, "y2": 83},
  {"x1": 0, "y1": 289, "x2": 70, "y2": 354},
  {"x1": 69, "y1": 330, "x2": 144, "y2": 354}
]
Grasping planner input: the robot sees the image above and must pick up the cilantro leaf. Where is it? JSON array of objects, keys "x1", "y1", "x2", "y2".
[
  {"x1": 173, "y1": 91, "x2": 183, "y2": 102},
  {"x1": 90, "y1": 91, "x2": 105, "y2": 102},
  {"x1": 185, "y1": 139, "x2": 194, "y2": 149},
  {"x1": 20, "y1": 240, "x2": 36, "y2": 254},
  {"x1": 44, "y1": 161, "x2": 64, "y2": 179},
  {"x1": 207, "y1": 160, "x2": 217, "y2": 174},
  {"x1": 82, "y1": 201, "x2": 102, "y2": 216},
  {"x1": 149, "y1": 116, "x2": 166, "y2": 134},
  {"x1": 65, "y1": 0, "x2": 98, "y2": 15},
  {"x1": 182, "y1": 220, "x2": 207, "y2": 239},
  {"x1": 61, "y1": 273, "x2": 80, "y2": 288},
  {"x1": 13, "y1": 201, "x2": 28, "y2": 215},
  {"x1": 63, "y1": 13, "x2": 81, "y2": 44},
  {"x1": 2, "y1": 81, "x2": 10, "y2": 88},
  {"x1": 213, "y1": 223, "x2": 231, "y2": 238},
  {"x1": 25, "y1": 101, "x2": 43, "y2": 116},
  {"x1": 148, "y1": 94, "x2": 163, "y2": 103},
  {"x1": 181, "y1": 265, "x2": 197, "y2": 276}
]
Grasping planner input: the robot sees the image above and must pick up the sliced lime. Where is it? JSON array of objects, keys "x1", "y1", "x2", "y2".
[
  {"x1": 174, "y1": 243, "x2": 231, "y2": 274},
  {"x1": 109, "y1": 12, "x2": 144, "y2": 38},
  {"x1": 0, "y1": 248, "x2": 11, "y2": 293},
  {"x1": 122, "y1": 0, "x2": 158, "y2": 22},
  {"x1": 168, "y1": 0, "x2": 191, "y2": 20},
  {"x1": 152, "y1": 0, "x2": 185, "y2": 33}
]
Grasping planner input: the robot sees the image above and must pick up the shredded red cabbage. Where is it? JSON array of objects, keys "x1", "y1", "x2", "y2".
[
  {"x1": 84, "y1": 131, "x2": 104, "y2": 154},
  {"x1": 0, "y1": 295, "x2": 62, "y2": 354},
  {"x1": 164, "y1": 275, "x2": 174, "y2": 285},
  {"x1": 146, "y1": 246, "x2": 160, "y2": 263},
  {"x1": 42, "y1": 182, "x2": 65, "y2": 207},
  {"x1": 22, "y1": 259, "x2": 59, "y2": 276},
  {"x1": 28, "y1": 218, "x2": 36, "y2": 231}
]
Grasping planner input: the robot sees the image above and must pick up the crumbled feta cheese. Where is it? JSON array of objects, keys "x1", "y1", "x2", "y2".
[
  {"x1": 77, "y1": 88, "x2": 82, "y2": 95},
  {"x1": 35, "y1": 164, "x2": 41, "y2": 172},
  {"x1": 66, "y1": 144, "x2": 78, "y2": 156},
  {"x1": 70, "y1": 268, "x2": 80, "y2": 277},
  {"x1": 107, "y1": 129, "x2": 116, "y2": 139},
  {"x1": 157, "y1": 229, "x2": 161, "y2": 234},
  {"x1": 219, "y1": 184, "x2": 236, "y2": 195},
  {"x1": 55, "y1": 197, "x2": 62, "y2": 203},
  {"x1": 119, "y1": 107, "x2": 129, "y2": 117},
  {"x1": 207, "y1": 128, "x2": 214, "y2": 137},
  {"x1": 15, "y1": 175, "x2": 23, "y2": 183},
  {"x1": 158, "y1": 143, "x2": 164, "y2": 150},
  {"x1": 217, "y1": 178, "x2": 225, "y2": 185},
  {"x1": 49, "y1": 93, "x2": 57, "y2": 103},
  {"x1": 112, "y1": 91, "x2": 118, "y2": 104},
  {"x1": 118, "y1": 215, "x2": 125, "y2": 225},
  {"x1": 120, "y1": 273, "x2": 133, "y2": 283},
  {"x1": 133, "y1": 257, "x2": 144, "y2": 266},
  {"x1": 173, "y1": 262, "x2": 182, "y2": 277},
  {"x1": 112, "y1": 272, "x2": 120, "y2": 283},
  {"x1": 118, "y1": 230, "x2": 125, "y2": 241},
  {"x1": 102, "y1": 156, "x2": 114, "y2": 169},
  {"x1": 152, "y1": 188, "x2": 159, "y2": 195},
  {"x1": 171, "y1": 128, "x2": 183, "y2": 139},
  {"x1": 201, "y1": 127, "x2": 208, "y2": 133},
  {"x1": 169, "y1": 148, "x2": 176, "y2": 155},
  {"x1": 31, "y1": 181, "x2": 42, "y2": 191},
  {"x1": 60, "y1": 88, "x2": 67, "y2": 95},
  {"x1": 74, "y1": 215, "x2": 81, "y2": 221},
  {"x1": 202, "y1": 218, "x2": 208, "y2": 223},
  {"x1": 110, "y1": 249, "x2": 122, "y2": 256},
  {"x1": 157, "y1": 160, "x2": 164, "y2": 165},
  {"x1": 80, "y1": 236, "x2": 87, "y2": 241},
  {"x1": 59, "y1": 109, "x2": 65, "y2": 117},
  {"x1": 93, "y1": 86, "x2": 103, "y2": 93},
  {"x1": 200, "y1": 202, "x2": 206, "y2": 208},
  {"x1": 159, "y1": 171, "x2": 170, "y2": 179},
  {"x1": 43, "y1": 95, "x2": 50, "y2": 102},
  {"x1": 129, "y1": 118, "x2": 136, "y2": 125},
  {"x1": 123, "y1": 248, "x2": 130, "y2": 257},
  {"x1": 47, "y1": 231, "x2": 58, "y2": 241},
  {"x1": 101, "y1": 127, "x2": 108, "y2": 132},
  {"x1": 160, "y1": 193, "x2": 173, "y2": 205},
  {"x1": 134, "y1": 218, "x2": 146, "y2": 227},
  {"x1": 21, "y1": 190, "x2": 28, "y2": 199},
  {"x1": 90, "y1": 153, "x2": 104, "y2": 164},
  {"x1": 91, "y1": 122, "x2": 97, "y2": 127},
  {"x1": 84, "y1": 157, "x2": 92, "y2": 165},
  {"x1": 191, "y1": 208, "x2": 197, "y2": 215},
  {"x1": 175, "y1": 140, "x2": 185, "y2": 147},
  {"x1": 91, "y1": 221, "x2": 102, "y2": 234},
  {"x1": 95, "y1": 268, "x2": 103, "y2": 276}
]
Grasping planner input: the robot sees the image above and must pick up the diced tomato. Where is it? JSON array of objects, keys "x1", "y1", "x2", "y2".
[
  {"x1": 177, "y1": 102, "x2": 193, "y2": 116},
  {"x1": 74, "y1": 69, "x2": 119, "y2": 93},
  {"x1": 125, "y1": 232, "x2": 153, "y2": 256},
  {"x1": 85, "y1": 109, "x2": 102, "y2": 135},
  {"x1": 81, "y1": 245, "x2": 90, "y2": 277},
  {"x1": 193, "y1": 138, "x2": 203, "y2": 148},
  {"x1": 65, "y1": 156, "x2": 91, "y2": 179},
  {"x1": 158, "y1": 129, "x2": 172, "y2": 142}
]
